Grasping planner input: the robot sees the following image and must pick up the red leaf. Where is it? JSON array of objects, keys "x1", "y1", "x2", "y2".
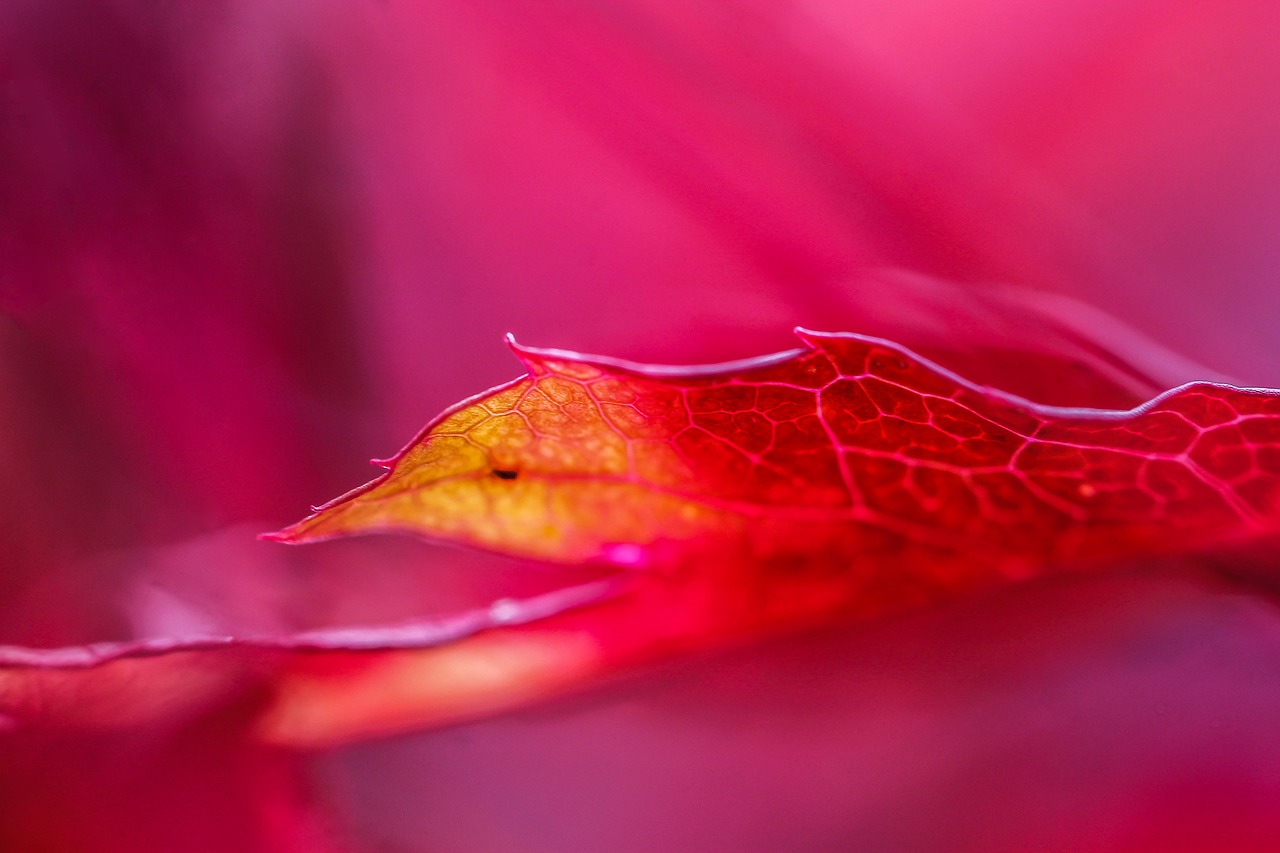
[{"x1": 256, "y1": 330, "x2": 1280, "y2": 742}]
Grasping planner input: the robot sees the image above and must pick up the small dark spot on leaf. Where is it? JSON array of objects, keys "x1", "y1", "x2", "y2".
[{"x1": 492, "y1": 469, "x2": 519, "y2": 480}]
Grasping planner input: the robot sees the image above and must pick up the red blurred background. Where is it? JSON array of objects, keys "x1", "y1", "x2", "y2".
[{"x1": 3, "y1": 1, "x2": 1280, "y2": 850}]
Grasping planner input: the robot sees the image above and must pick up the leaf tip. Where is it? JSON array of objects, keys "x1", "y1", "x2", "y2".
[
  {"x1": 505, "y1": 332, "x2": 546, "y2": 375},
  {"x1": 792, "y1": 327, "x2": 829, "y2": 349}
]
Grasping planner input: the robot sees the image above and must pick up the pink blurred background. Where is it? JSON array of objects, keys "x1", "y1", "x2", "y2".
[{"x1": 3, "y1": 1, "x2": 1280, "y2": 850}]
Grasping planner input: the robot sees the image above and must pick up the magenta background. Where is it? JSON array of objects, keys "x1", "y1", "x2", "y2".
[{"x1": 3, "y1": 1, "x2": 1280, "y2": 850}]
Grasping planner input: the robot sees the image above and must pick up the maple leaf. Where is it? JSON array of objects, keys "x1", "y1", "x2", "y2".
[{"x1": 259, "y1": 329, "x2": 1280, "y2": 742}]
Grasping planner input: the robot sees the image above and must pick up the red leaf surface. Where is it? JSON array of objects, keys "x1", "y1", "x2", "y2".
[{"x1": 258, "y1": 330, "x2": 1280, "y2": 742}]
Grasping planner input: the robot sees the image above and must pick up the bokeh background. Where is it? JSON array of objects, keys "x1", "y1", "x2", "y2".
[{"x1": 4, "y1": 1, "x2": 1280, "y2": 850}]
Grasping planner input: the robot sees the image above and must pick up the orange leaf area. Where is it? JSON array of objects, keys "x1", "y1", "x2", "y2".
[{"x1": 255, "y1": 330, "x2": 1280, "y2": 743}]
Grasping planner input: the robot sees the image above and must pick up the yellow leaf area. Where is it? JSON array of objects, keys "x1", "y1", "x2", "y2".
[{"x1": 271, "y1": 355, "x2": 743, "y2": 565}]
